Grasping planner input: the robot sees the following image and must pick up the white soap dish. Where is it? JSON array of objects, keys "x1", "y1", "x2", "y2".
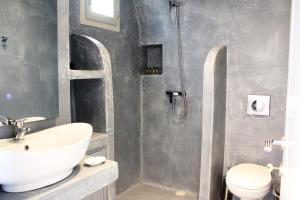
[{"x1": 84, "y1": 156, "x2": 106, "y2": 167}]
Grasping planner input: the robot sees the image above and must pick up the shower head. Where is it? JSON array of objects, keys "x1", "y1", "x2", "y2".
[{"x1": 169, "y1": 0, "x2": 182, "y2": 7}]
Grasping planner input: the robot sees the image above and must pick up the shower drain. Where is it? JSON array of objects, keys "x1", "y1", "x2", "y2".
[{"x1": 175, "y1": 190, "x2": 186, "y2": 197}]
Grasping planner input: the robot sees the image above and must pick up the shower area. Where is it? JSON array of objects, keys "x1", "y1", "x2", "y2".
[{"x1": 117, "y1": 0, "x2": 227, "y2": 200}]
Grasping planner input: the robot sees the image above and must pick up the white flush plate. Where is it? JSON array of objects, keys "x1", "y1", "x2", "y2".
[{"x1": 247, "y1": 95, "x2": 271, "y2": 116}]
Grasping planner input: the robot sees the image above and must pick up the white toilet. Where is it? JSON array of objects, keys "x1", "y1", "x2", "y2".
[{"x1": 226, "y1": 163, "x2": 272, "y2": 200}]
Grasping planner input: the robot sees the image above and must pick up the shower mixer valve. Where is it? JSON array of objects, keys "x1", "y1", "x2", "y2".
[
  {"x1": 166, "y1": 90, "x2": 186, "y2": 103},
  {"x1": 1, "y1": 36, "x2": 8, "y2": 49},
  {"x1": 169, "y1": 0, "x2": 181, "y2": 7}
]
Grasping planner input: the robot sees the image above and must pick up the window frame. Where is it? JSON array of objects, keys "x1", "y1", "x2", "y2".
[{"x1": 80, "y1": 0, "x2": 120, "y2": 32}]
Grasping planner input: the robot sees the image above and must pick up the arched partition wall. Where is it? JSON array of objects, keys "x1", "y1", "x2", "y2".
[
  {"x1": 60, "y1": 33, "x2": 115, "y2": 200},
  {"x1": 199, "y1": 45, "x2": 227, "y2": 200}
]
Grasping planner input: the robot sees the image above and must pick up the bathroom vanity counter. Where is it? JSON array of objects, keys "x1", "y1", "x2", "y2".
[{"x1": 0, "y1": 159, "x2": 118, "y2": 200}]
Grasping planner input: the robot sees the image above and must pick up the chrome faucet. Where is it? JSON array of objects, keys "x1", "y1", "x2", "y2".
[
  {"x1": 0, "y1": 114, "x2": 31, "y2": 141},
  {"x1": 0, "y1": 114, "x2": 9, "y2": 126},
  {"x1": 10, "y1": 119, "x2": 31, "y2": 141}
]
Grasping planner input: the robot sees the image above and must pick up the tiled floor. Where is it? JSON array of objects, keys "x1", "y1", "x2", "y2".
[{"x1": 117, "y1": 183, "x2": 197, "y2": 200}]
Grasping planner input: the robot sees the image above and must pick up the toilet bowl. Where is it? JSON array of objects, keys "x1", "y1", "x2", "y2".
[{"x1": 226, "y1": 163, "x2": 272, "y2": 200}]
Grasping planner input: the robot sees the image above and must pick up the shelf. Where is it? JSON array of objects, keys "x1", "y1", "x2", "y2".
[
  {"x1": 70, "y1": 79, "x2": 106, "y2": 133},
  {"x1": 69, "y1": 70, "x2": 106, "y2": 80},
  {"x1": 87, "y1": 132, "x2": 107, "y2": 154}
]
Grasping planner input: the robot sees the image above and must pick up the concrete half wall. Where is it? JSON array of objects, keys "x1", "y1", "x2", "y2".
[
  {"x1": 199, "y1": 45, "x2": 227, "y2": 200},
  {"x1": 69, "y1": 0, "x2": 142, "y2": 194}
]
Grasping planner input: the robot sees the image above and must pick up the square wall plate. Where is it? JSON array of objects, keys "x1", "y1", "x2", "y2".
[{"x1": 247, "y1": 95, "x2": 271, "y2": 116}]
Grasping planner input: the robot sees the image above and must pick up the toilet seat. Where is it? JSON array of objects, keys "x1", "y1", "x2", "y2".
[
  {"x1": 226, "y1": 180, "x2": 271, "y2": 200},
  {"x1": 226, "y1": 163, "x2": 271, "y2": 190}
]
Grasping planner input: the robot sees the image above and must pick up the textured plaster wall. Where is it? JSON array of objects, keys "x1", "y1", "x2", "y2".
[
  {"x1": 69, "y1": 0, "x2": 141, "y2": 194},
  {"x1": 0, "y1": 0, "x2": 65, "y2": 139},
  {"x1": 134, "y1": 0, "x2": 291, "y2": 193},
  {"x1": 221, "y1": 0, "x2": 291, "y2": 170},
  {"x1": 0, "y1": 0, "x2": 58, "y2": 120},
  {"x1": 135, "y1": 0, "x2": 203, "y2": 192}
]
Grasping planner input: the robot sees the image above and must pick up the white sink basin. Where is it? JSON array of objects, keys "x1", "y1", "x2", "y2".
[{"x1": 0, "y1": 123, "x2": 93, "y2": 193}]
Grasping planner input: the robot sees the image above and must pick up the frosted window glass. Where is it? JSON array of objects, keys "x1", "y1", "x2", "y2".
[{"x1": 91, "y1": 0, "x2": 114, "y2": 18}]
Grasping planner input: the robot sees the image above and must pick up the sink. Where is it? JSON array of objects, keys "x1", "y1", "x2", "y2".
[{"x1": 0, "y1": 123, "x2": 93, "y2": 193}]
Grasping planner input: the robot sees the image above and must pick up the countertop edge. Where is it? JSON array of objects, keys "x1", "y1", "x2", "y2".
[{"x1": 0, "y1": 160, "x2": 118, "y2": 200}]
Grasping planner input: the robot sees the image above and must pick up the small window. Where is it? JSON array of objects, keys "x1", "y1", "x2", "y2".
[
  {"x1": 90, "y1": 0, "x2": 114, "y2": 17},
  {"x1": 80, "y1": 0, "x2": 120, "y2": 32}
]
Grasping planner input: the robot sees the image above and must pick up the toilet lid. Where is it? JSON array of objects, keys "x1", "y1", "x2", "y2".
[{"x1": 226, "y1": 163, "x2": 271, "y2": 190}]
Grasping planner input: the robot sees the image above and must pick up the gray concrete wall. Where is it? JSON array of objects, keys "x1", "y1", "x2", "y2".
[
  {"x1": 0, "y1": 0, "x2": 58, "y2": 120},
  {"x1": 134, "y1": 0, "x2": 290, "y2": 193},
  {"x1": 221, "y1": 0, "x2": 291, "y2": 170},
  {"x1": 0, "y1": 0, "x2": 66, "y2": 139},
  {"x1": 69, "y1": 0, "x2": 142, "y2": 194},
  {"x1": 135, "y1": 0, "x2": 203, "y2": 192}
]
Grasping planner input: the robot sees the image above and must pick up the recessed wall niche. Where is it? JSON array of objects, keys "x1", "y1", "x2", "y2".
[
  {"x1": 70, "y1": 79, "x2": 106, "y2": 133},
  {"x1": 70, "y1": 34, "x2": 103, "y2": 70},
  {"x1": 142, "y1": 44, "x2": 163, "y2": 75}
]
